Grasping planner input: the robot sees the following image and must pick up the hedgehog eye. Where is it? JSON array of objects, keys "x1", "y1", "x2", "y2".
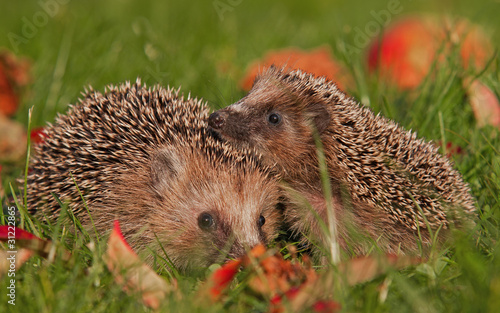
[
  {"x1": 267, "y1": 113, "x2": 282, "y2": 125},
  {"x1": 198, "y1": 212, "x2": 215, "y2": 231},
  {"x1": 258, "y1": 215, "x2": 266, "y2": 228}
]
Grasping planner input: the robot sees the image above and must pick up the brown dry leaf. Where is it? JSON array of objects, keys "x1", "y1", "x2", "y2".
[
  {"x1": 0, "y1": 113, "x2": 27, "y2": 162},
  {"x1": 468, "y1": 80, "x2": 500, "y2": 129},
  {"x1": 0, "y1": 50, "x2": 31, "y2": 116},
  {"x1": 0, "y1": 164, "x2": 4, "y2": 198},
  {"x1": 0, "y1": 248, "x2": 34, "y2": 279},
  {"x1": 244, "y1": 247, "x2": 317, "y2": 297},
  {"x1": 104, "y1": 220, "x2": 178, "y2": 310},
  {"x1": 339, "y1": 253, "x2": 422, "y2": 286},
  {"x1": 240, "y1": 47, "x2": 351, "y2": 91}
]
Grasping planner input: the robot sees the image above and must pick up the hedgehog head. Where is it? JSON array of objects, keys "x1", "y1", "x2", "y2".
[
  {"x1": 209, "y1": 67, "x2": 338, "y2": 172},
  {"x1": 98, "y1": 143, "x2": 283, "y2": 272}
]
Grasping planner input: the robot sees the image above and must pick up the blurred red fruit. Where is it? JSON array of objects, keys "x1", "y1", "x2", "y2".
[
  {"x1": 368, "y1": 16, "x2": 439, "y2": 89},
  {"x1": 240, "y1": 47, "x2": 351, "y2": 91},
  {"x1": 0, "y1": 50, "x2": 31, "y2": 116},
  {"x1": 368, "y1": 16, "x2": 493, "y2": 89}
]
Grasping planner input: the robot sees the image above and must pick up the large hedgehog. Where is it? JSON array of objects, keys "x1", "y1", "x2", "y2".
[
  {"x1": 26, "y1": 80, "x2": 283, "y2": 272},
  {"x1": 208, "y1": 67, "x2": 476, "y2": 256}
]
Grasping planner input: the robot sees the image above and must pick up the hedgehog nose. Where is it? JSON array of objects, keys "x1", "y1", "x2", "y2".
[{"x1": 208, "y1": 112, "x2": 225, "y2": 129}]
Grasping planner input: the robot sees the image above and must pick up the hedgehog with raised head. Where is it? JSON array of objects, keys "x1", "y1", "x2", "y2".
[
  {"x1": 208, "y1": 67, "x2": 476, "y2": 257},
  {"x1": 26, "y1": 80, "x2": 283, "y2": 272}
]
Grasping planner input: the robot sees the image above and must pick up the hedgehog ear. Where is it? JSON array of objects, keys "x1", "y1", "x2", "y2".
[
  {"x1": 308, "y1": 103, "x2": 330, "y2": 134},
  {"x1": 150, "y1": 147, "x2": 186, "y2": 187}
]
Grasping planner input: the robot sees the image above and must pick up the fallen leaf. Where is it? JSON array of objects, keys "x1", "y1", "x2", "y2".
[
  {"x1": 338, "y1": 254, "x2": 422, "y2": 286},
  {"x1": 312, "y1": 300, "x2": 343, "y2": 313},
  {"x1": 30, "y1": 127, "x2": 48, "y2": 145},
  {"x1": 104, "y1": 220, "x2": 178, "y2": 309},
  {"x1": 0, "y1": 113, "x2": 27, "y2": 162},
  {"x1": 0, "y1": 225, "x2": 71, "y2": 277},
  {"x1": 240, "y1": 47, "x2": 352, "y2": 91},
  {"x1": 0, "y1": 225, "x2": 40, "y2": 240},
  {"x1": 0, "y1": 248, "x2": 34, "y2": 278},
  {"x1": 468, "y1": 80, "x2": 500, "y2": 128},
  {"x1": 0, "y1": 164, "x2": 3, "y2": 198},
  {"x1": 209, "y1": 258, "x2": 242, "y2": 301},
  {"x1": 436, "y1": 141, "x2": 464, "y2": 158},
  {"x1": 205, "y1": 246, "x2": 422, "y2": 312},
  {"x1": 206, "y1": 245, "x2": 340, "y2": 313}
]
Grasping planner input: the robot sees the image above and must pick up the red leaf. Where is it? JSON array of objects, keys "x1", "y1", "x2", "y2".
[
  {"x1": 0, "y1": 225, "x2": 40, "y2": 241},
  {"x1": 312, "y1": 300, "x2": 342, "y2": 313},
  {"x1": 30, "y1": 127, "x2": 48, "y2": 144},
  {"x1": 0, "y1": 226, "x2": 70, "y2": 276},
  {"x1": 209, "y1": 259, "x2": 242, "y2": 300}
]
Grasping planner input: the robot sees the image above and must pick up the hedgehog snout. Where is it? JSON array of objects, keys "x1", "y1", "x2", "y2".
[{"x1": 208, "y1": 111, "x2": 226, "y2": 129}]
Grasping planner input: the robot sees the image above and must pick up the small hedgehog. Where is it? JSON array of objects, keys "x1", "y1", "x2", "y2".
[
  {"x1": 26, "y1": 80, "x2": 283, "y2": 272},
  {"x1": 208, "y1": 67, "x2": 476, "y2": 256}
]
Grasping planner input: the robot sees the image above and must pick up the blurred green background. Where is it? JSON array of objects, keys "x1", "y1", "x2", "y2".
[{"x1": 1, "y1": 0, "x2": 498, "y2": 127}]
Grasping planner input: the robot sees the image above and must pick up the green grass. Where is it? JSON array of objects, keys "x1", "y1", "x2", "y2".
[{"x1": 1, "y1": 0, "x2": 500, "y2": 312}]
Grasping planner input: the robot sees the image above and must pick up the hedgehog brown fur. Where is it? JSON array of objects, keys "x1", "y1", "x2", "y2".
[
  {"x1": 26, "y1": 80, "x2": 283, "y2": 272},
  {"x1": 208, "y1": 67, "x2": 476, "y2": 256}
]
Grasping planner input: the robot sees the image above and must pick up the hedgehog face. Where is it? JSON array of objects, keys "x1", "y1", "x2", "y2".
[
  {"x1": 209, "y1": 74, "x2": 330, "y2": 173},
  {"x1": 112, "y1": 145, "x2": 283, "y2": 273}
]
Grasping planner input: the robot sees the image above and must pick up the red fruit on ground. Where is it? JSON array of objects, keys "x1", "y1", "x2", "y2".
[
  {"x1": 0, "y1": 50, "x2": 31, "y2": 116},
  {"x1": 240, "y1": 47, "x2": 351, "y2": 91},
  {"x1": 368, "y1": 15, "x2": 493, "y2": 89},
  {"x1": 0, "y1": 63, "x2": 19, "y2": 116},
  {"x1": 449, "y1": 19, "x2": 494, "y2": 70},
  {"x1": 368, "y1": 16, "x2": 439, "y2": 89}
]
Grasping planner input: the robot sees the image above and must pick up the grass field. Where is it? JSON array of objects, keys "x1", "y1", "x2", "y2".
[{"x1": 1, "y1": 0, "x2": 500, "y2": 312}]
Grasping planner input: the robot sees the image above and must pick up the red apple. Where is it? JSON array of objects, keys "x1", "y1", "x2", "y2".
[
  {"x1": 368, "y1": 16, "x2": 440, "y2": 89},
  {"x1": 368, "y1": 15, "x2": 493, "y2": 89},
  {"x1": 240, "y1": 47, "x2": 351, "y2": 91}
]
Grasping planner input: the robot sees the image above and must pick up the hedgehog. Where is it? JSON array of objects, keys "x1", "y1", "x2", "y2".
[
  {"x1": 25, "y1": 80, "x2": 283, "y2": 272},
  {"x1": 208, "y1": 66, "x2": 476, "y2": 257}
]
